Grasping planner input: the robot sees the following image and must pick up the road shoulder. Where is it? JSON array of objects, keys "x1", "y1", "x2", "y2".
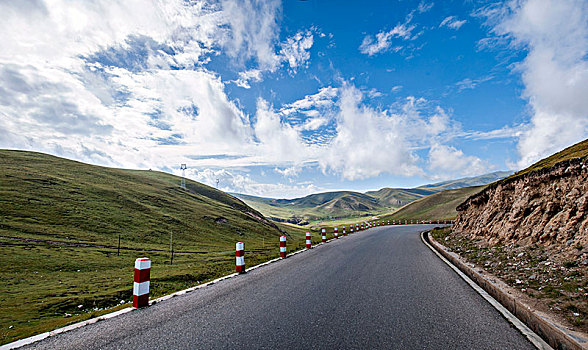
[{"x1": 423, "y1": 230, "x2": 587, "y2": 350}]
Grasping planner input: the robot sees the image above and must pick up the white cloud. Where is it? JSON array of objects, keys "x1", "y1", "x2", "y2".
[
  {"x1": 359, "y1": 23, "x2": 416, "y2": 56},
  {"x1": 418, "y1": 1, "x2": 435, "y2": 13},
  {"x1": 428, "y1": 144, "x2": 489, "y2": 180},
  {"x1": 300, "y1": 117, "x2": 329, "y2": 131},
  {"x1": 253, "y1": 98, "x2": 314, "y2": 163},
  {"x1": 463, "y1": 125, "x2": 525, "y2": 140},
  {"x1": 455, "y1": 76, "x2": 493, "y2": 91},
  {"x1": 482, "y1": 0, "x2": 588, "y2": 167},
  {"x1": 234, "y1": 69, "x2": 263, "y2": 89},
  {"x1": 231, "y1": 29, "x2": 315, "y2": 87},
  {"x1": 280, "y1": 30, "x2": 314, "y2": 73},
  {"x1": 440, "y1": 16, "x2": 467, "y2": 30},
  {"x1": 0, "y1": 0, "x2": 291, "y2": 171},
  {"x1": 280, "y1": 87, "x2": 338, "y2": 115},
  {"x1": 189, "y1": 168, "x2": 320, "y2": 199},
  {"x1": 219, "y1": 0, "x2": 282, "y2": 70},
  {"x1": 274, "y1": 165, "x2": 301, "y2": 178},
  {"x1": 319, "y1": 84, "x2": 463, "y2": 180}
]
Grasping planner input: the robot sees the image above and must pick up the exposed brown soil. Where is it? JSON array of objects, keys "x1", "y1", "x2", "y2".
[{"x1": 448, "y1": 156, "x2": 588, "y2": 333}]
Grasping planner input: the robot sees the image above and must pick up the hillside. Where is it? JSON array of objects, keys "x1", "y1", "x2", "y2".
[
  {"x1": 417, "y1": 171, "x2": 512, "y2": 192},
  {"x1": 363, "y1": 187, "x2": 430, "y2": 207},
  {"x1": 0, "y1": 150, "x2": 282, "y2": 251},
  {"x1": 235, "y1": 171, "x2": 510, "y2": 223},
  {"x1": 235, "y1": 191, "x2": 384, "y2": 223},
  {"x1": 455, "y1": 139, "x2": 588, "y2": 249},
  {"x1": 450, "y1": 139, "x2": 588, "y2": 332},
  {"x1": 381, "y1": 186, "x2": 486, "y2": 221},
  {"x1": 0, "y1": 150, "x2": 307, "y2": 345}
]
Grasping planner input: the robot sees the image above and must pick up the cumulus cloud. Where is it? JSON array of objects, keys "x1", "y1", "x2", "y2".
[
  {"x1": 319, "y1": 84, "x2": 465, "y2": 180},
  {"x1": 440, "y1": 16, "x2": 467, "y2": 30},
  {"x1": 0, "y1": 0, "x2": 284, "y2": 170},
  {"x1": 428, "y1": 144, "x2": 489, "y2": 180},
  {"x1": 481, "y1": 0, "x2": 588, "y2": 167},
  {"x1": 253, "y1": 98, "x2": 314, "y2": 163}
]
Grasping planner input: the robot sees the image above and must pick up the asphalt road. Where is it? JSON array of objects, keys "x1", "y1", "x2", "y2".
[{"x1": 23, "y1": 225, "x2": 536, "y2": 349}]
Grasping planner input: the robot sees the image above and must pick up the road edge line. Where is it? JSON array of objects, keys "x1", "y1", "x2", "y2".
[{"x1": 420, "y1": 231, "x2": 553, "y2": 350}]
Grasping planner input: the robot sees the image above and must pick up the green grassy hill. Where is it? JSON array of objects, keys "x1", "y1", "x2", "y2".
[
  {"x1": 503, "y1": 139, "x2": 588, "y2": 183},
  {"x1": 235, "y1": 191, "x2": 384, "y2": 223},
  {"x1": 0, "y1": 150, "x2": 285, "y2": 250},
  {"x1": 364, "y1": 187, "x2": 431, "y2": 207},
  {"x1": 0, "y1": 150, "x2": 309, "y2": 345},
  {"x1": 416, "y1": 171, "x2": 512, "y2": 192},
  {"x1": 457, "y1": 138, "x2": 588, "y2": 212},
  {"x1": 235, "y1": 171, "x2": 510, "y2": 223},
  {"x1": 380, "y1": 186, "x2": 486, "y2": 222}
]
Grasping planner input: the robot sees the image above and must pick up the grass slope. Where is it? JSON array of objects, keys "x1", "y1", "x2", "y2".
[
  {"x1": 236, "y1": 172, "x2": 510, "y2": 223},
  {"x1": 236, "y1": 191, "x2": 385, "y2": 223},
  {"x1": 0, "y1": 150, "x2": 311, "y2": 345},
  {"x1": 458, "y1": 138, "x2": 588, "y2": 211},
  {"x1": 417, "y1": 171, "x2": 512, "y2": 192},
  {"x1": 504, "y1": 138, "x2": 588, "y2": 183},
  {"x1": 380, "y1": 186, "x2": 486, "y2": 221}
]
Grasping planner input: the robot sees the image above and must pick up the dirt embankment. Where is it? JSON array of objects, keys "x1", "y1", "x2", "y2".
[{"x1": 455, "y1": 157, "x2": 588, "y2": 258}]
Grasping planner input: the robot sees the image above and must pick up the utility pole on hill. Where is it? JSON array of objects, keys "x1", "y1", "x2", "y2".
[{"x1": 180, "y1": 164, "x2": 187, "y2": 189}]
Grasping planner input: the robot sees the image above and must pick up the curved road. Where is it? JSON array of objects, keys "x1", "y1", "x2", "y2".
[{"x1": 23, "y1": 225, "x2": 535, "y2": 349}]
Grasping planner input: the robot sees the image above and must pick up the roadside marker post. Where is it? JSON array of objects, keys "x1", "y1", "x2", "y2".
[
  {"x1": 350, "y1": 226, "x2": 354, "y2": 234},
  {"x1": 306, "y1": 232, "x2": 311, "y2": 249},
  {"x1": 236, "y1": 242, "x2": 245, "y2": 274},
  {"x1": 343, "y1": 225, "x2": 347, "y2": 236},
  {"x1": 133, "y1": 258, "x2": 151, "y2": 308},
  {"x1": 321, "y1": 229, "x2": 326, "y2": 243},
  {"x1": 280, "y1": 236, "x2": 287, "y2": 258},
  {"x1": 334, "y1": 227, "x2": 338, "y2": 239}
]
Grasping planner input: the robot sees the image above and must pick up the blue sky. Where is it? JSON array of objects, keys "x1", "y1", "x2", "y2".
[{"x1": 0, "y1": 0, "x2": 587, "y2": 198}]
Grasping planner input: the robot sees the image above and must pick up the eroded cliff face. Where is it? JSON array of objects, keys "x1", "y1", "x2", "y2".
[{"x1": 454, "y1": 158, "x2": 588, "y2": 255}]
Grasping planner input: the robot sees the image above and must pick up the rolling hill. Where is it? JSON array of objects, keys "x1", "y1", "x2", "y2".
[
  {"x1": 0, "y1": 150, "x2": 309, "y2": 345},
  {"x1": 380, "y1": 186, "x2": 487, "y2": 222},
  {"x1": 0, "y1": 150, "x2": 285, "y2": 251},
  {"x1": 234, "y1": 171, "x2": 511, "y2": 223}
]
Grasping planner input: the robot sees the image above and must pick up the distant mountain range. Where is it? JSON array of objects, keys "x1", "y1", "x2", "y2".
[{"x1": 233, "y1": 171, "x2": 512, "y2": 224}]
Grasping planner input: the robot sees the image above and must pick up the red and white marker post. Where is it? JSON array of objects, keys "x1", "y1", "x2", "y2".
[
  {"x1": 334, "y1": 227, "x2": 338, "y2": 239},
  {"x1": 343, "y1": 225, "x2": 347, "y2": 236},
  {"x1": 350, "y1": 225, "x2": 353, "y2": 234},
  {"x1": 280, "y1": 236, "x2": 287, "y2": 258},
  {"x1": 133, "y1": 257, "x2": 151, "y2": 308},
  {"x1": 322, "y1": 228, "x2": 327, "y2": 243},
  {"x1": 306, "y1": 232, "x2": 311, "y2": 249},
  {"x1": 236, "y1": 242, "x2": 245, "y2": 274}
]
